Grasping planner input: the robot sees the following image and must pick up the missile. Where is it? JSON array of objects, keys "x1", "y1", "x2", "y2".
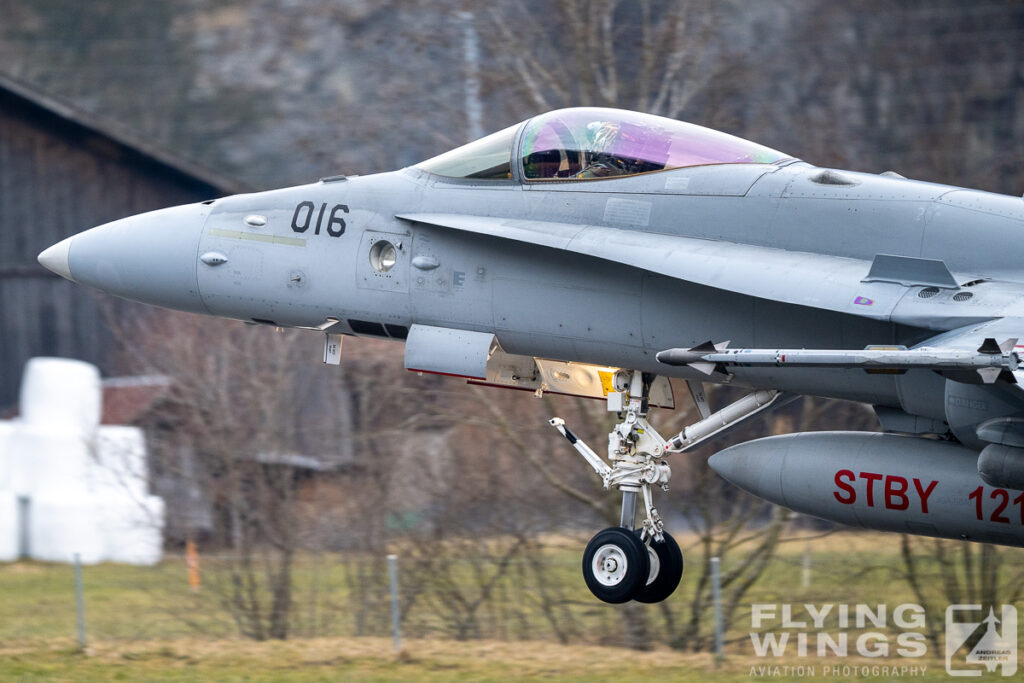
[
  {"x1": 708, "y1": 431, "x2": 1024, "y2": 548},
  {"x1": 657, "y1": 338, "x2": 1019, "y2": 383},
  {"x1": 656, "y1": 340, "x2": 731, "y2": 376}
]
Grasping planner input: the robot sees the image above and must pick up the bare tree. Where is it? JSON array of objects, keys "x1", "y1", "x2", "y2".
[
  {"x1": 475, "y1": 0, "x2": 737, "y2": 122},
  {"x1": 897, "y1": 537, "x2": 1024, "y2": 651},
  {"x1": 110, "y1": 311, "x2": 354, "y2": 640}
]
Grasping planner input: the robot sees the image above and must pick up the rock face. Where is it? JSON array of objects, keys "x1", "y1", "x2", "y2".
[
  {"x1": 0, "y1": 357, "x2": 164, "y2": 565},
  {"x1": 3, "y1": 2, "x2": 1022, "y2": 194}
]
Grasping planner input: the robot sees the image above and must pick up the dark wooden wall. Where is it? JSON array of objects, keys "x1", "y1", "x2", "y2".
[{"x1": 0, "y1": 89, "x2": 231, "y2": 406}]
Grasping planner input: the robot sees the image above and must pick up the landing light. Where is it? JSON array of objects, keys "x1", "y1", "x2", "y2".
[{"x1": 370, "y1": 240, "x2": 397, "y2": 272}]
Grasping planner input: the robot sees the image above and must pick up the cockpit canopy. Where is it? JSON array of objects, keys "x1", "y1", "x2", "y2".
[{"x1": 416, "y1": 107, "x2": 791, "y2": 181}]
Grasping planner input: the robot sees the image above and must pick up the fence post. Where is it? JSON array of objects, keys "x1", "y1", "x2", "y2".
[
  {"x1": 711, "y1": 556, "x2": 724, "y2": 662},
  {"x1": 186, "y1": 540, "x2": 201, "y2": 593},
  {"x1": 73, "y1": 553, "x2": 86, "y2": 649},
  {"x1": 801, "y1": 541, "x2": 812, "y2": 589},
  {"x1": 387, "y1": 554, "x2": 401, "y2": 652}
]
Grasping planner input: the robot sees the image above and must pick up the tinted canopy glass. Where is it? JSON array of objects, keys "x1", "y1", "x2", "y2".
[
  {"x1": 521, "y1": 108, "x2": 790, "y2": 180},
  {"x1": 415, "y1": 124, "x2": 518, "y2": 180}
]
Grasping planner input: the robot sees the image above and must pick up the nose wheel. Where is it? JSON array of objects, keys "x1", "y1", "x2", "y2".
[
  {"x1": 582, "y1": 527, "x2": 684, "y2": 604},
  {"x1": 583, "y1": 527, "x2": 650, "y2": 603},
  {"x1": 634, "y1": 531, "x2": 683, "y2": 604}
]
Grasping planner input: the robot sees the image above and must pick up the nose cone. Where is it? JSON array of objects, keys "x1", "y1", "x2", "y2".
[
  {"x1": 708, "y1": 438, "x2": 787, "y2": 506},
  {"x1": 38, "y1": 203, "x2": 211, "y2": 314},
  {"x1": 38, "y1": 236, "x2": 75, "y2": 281}
]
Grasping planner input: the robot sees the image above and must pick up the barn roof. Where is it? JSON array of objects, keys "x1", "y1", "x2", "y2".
[
  {"x1": 0, "y1": 374, "x2": 170, "y2": 425},
  {"x1": 101, "y1": 375, "x2": 173, "y2": 426},
  {"x1": 0, "y1": 71, "x2": 250, "y2": 196}
]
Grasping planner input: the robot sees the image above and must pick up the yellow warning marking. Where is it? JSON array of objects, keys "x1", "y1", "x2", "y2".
[
  {"x1": 208, "y1": 228, "x2": 306, "y2": 247},
  {"x1": 598, "y1": 370, "x2": 615, "y2": 396}
]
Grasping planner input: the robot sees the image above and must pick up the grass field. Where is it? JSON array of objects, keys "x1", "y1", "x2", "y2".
[
  {"x1": 0, "y1": 637, "x2": 953, "y2": 682},
  {"x1": 0, "y1": 531, "x2": 1019, "y2": 680}
]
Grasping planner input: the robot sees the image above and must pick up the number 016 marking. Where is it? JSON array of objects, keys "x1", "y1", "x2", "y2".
[{"x1": 291, "y1": 202, "x2": 348, "y2": 237}]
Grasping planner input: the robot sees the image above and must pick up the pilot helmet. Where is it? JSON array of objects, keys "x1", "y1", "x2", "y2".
[{"x1": 586, "y1": 121, "x2": 620, "y2": 153}]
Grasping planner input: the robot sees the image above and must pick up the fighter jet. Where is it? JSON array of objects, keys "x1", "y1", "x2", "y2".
[{"x1": 39, "y1": 107, "x2": 1024, "y2": 604}]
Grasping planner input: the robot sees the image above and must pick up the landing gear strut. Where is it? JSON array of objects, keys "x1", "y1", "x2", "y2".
[
  {"x1": 551, "y1": 369, "x2": 790, "y2": 604},
  {"x1": 551, "y1": 370, "x2": 682, "y2": 603}
]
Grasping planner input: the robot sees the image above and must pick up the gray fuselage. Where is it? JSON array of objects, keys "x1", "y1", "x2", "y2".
[{"x1": 191, "y1": 161, "x2": 1022, "y2": 418}]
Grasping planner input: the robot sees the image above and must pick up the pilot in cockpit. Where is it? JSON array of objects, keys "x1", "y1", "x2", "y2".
[{"x1": 577, "y1": 121, "x2": 627, "y2": 178}]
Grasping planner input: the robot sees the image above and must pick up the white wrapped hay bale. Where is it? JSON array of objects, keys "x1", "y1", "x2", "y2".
[
  {"x1": 0, "y1": 357, "x2": 165, "y2": 566},
  {"x1": 19, "y1": 357, "x2": 101, "y2": 436},
  {"x1": 0, "y1": 492, "x2": 18, "y2": 562},
  {"x1": 92, "y1": 426, "x2": 150, "y2": 500},
  {"x1": 98, "y1": 496, "x2": 165, "y2": 565},
  {"x1": 29, "y1": 494, "x2": 105, "y2": 564},
  {"x1": 0, "y1": 421, "x2": 13, "y2": 498},
  {"x1": 4, "y1": 429, "x2": 92, "y2": 498}
]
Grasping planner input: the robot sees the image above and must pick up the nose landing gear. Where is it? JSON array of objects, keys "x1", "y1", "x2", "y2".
[
  {"x1": 552, "y1": 369, "x2": 793, "y2": 603},
  {"x1": 552, "y1": 368, "x2": 794, "y2": 603},
  {"x1": 550, "y1": 370, "x2": 684, "y2": 604}
]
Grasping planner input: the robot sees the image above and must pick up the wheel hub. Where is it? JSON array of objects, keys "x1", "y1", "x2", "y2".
[
  {"x1": 646, "y1": 544, "x2": 661, "y2": 585},
  {"x1": 592, "y1": 544, "x2": 628, "y2": 586}
]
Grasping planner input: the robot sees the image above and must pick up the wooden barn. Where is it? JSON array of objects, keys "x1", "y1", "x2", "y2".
[{"x1": 0, "y1": 73, "x2": 248, "y2": 405}]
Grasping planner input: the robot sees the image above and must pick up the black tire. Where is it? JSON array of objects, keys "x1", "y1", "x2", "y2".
[
  {"x1": 634, "y1": 531, "x2": 684, "y2": 604},
  {"x1": 582, "y1": 527, "x2": 650, "y2": 604}
]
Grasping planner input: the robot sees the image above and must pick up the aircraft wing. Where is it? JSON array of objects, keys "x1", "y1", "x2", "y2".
[{"x1": 397, "y1": 213, "x2": 1020, "y2": 329}]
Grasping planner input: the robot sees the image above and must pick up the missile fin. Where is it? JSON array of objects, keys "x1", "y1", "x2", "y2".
[
  {"x1": 978, "y1": 367, "x2": 1001, "y2": 384},
  {"x1": 686, "y1": 379, "x2": 712, "y2": 419},
  {"x1": 690, "y1": 362, "x2": 718, "y2": 376},
  {"x1": 689, "y1": 340, "x2": 718, "y2": 353},
  {"x1": 978, "y1": 337, "x2": 1001, "y2": 355},
  {"x1": 1000, "y1": 337, "x2": 1019, "y2": 354}
]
